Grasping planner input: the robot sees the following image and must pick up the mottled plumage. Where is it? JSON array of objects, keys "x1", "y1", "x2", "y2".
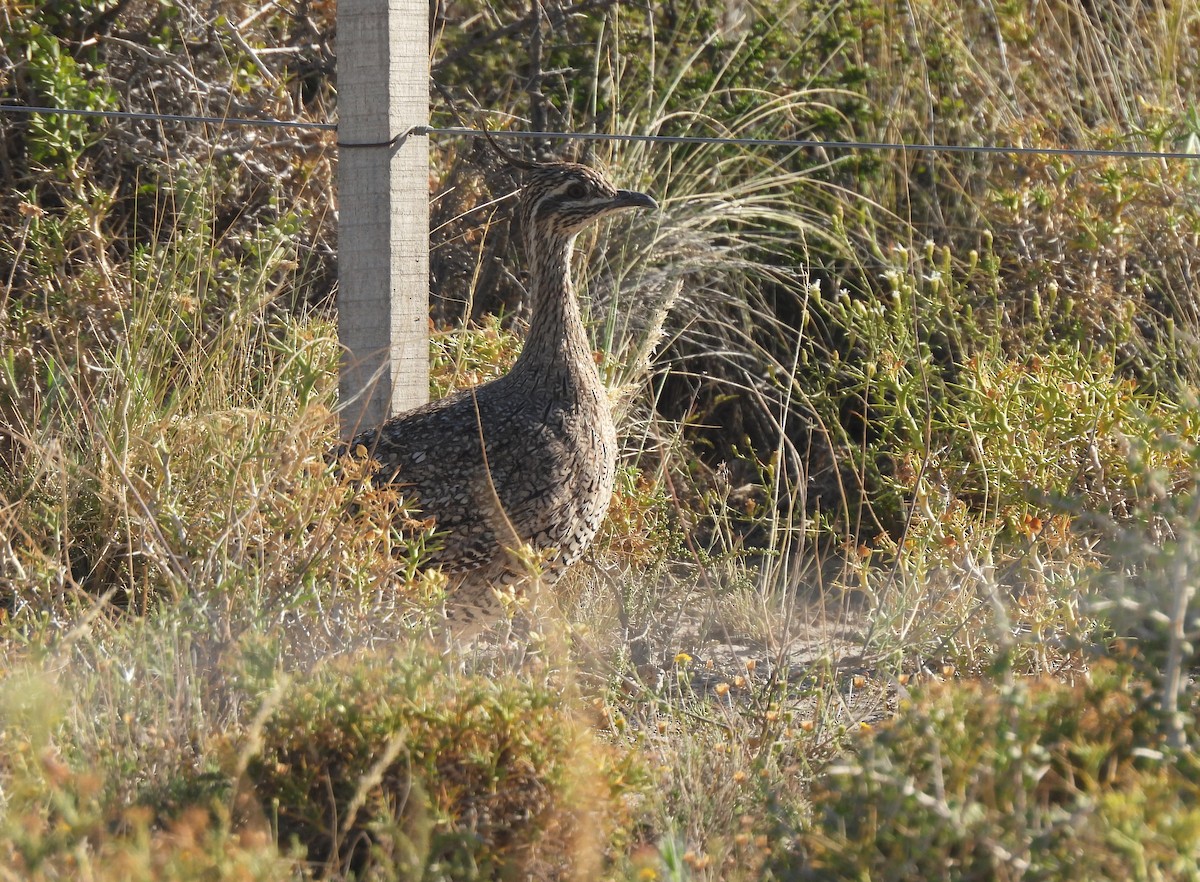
[{"x1": 344, "y1": 162, "x2": 656, "y2": 633}]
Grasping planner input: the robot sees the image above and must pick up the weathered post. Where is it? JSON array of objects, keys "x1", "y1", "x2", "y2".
[{"x1": 336, "y1": 0, "x2": 429, "y2": 435}]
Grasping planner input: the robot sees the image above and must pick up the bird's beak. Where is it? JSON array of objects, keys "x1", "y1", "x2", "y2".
[{"x1": 612, "y1": 190, "x2": 658, "y2": 211}]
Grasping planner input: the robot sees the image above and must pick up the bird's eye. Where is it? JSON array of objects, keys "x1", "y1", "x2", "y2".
[{"x1": 565, "y1": 183, "x2": 588, "y2": 199}]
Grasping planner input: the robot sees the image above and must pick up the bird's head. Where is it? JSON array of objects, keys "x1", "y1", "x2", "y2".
[{"x1": 517, "y1": 162, "x2": 657, "y2": 241}]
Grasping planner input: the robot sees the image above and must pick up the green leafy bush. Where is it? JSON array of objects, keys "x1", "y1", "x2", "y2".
[
  {"x1": 796, "y1": 662, "x2": 1200, "y2": 881},
  {"x1": 245, "y1": 651, "x2": 644, "y2": 879}
]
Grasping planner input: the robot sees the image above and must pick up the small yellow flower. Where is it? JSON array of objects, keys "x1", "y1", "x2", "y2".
[
  {"x1": 636, "y1": 868, "x2": 659, "y2": 881},
  {"x1": 714, "y1": 682, "x2": 731, "y2": 697},
  {"x1": 745, "y1": 658, "x2": 757, "y2": 672},
  {"x1": 674, "y1": 651, "x2": 693, "y2": 665}
]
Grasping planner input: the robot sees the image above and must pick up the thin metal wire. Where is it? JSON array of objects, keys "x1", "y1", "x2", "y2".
[
  {"x1": 3, "y1": 103, "x2": 1199, "y2": 161},
  {"x1": 418, "y1": 125, "x2": 1200, "y2": 162},
  {"x1": 0, "y1": 103, "x2": 337, "y2": 131}
]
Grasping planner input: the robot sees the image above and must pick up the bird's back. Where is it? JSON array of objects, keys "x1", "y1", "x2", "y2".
[{"x1": 347, "y1": 362, "x2": 617, "y2": 587}]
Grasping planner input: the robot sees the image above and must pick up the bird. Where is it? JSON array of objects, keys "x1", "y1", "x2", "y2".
[{"x1": 340, "y1": 160, "x2": 657, "y2": 636}]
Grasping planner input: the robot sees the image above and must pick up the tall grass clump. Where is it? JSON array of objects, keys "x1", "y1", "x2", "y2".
[{"x1": 1, "y1": 167, "x2": 349, "y2": 622}]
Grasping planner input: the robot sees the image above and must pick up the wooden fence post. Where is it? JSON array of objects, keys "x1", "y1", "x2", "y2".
[{"x1": 336, "y1": 0, "x2": 429, "y2": 436}]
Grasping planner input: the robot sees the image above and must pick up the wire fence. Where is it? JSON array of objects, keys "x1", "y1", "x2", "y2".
[{"x1": 3, "y1": 103, "x2": 1200, "y2": 162}]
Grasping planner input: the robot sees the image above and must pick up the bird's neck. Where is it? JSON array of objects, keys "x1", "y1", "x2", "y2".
[{"x1": 512, "y1": 232, "x2": 598, "y2": 384}]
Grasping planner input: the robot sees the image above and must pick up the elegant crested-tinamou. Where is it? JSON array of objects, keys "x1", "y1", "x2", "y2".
[{"x1": 341, "y1": 160, "x2": 656, "y2": 637}]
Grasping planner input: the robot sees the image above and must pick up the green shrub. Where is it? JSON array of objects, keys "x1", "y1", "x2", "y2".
[
  {"x1": 794, "y1": 661, "x2": 1200, "y2": 881},
  {"x1": 245, "y1": 651, "x2": 644, "y2": 880}
]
